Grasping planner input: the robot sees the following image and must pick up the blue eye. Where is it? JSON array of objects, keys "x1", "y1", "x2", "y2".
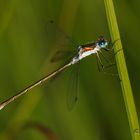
[
  {"x1": 97, "y1": 40, "x2": 108, "y2": 48},
  {"x1": 97, "y1": 36, "x2": 108, "y2": 48},
  {"x1": 98, "y1": 41, "x2": 105, "y2": 47}
]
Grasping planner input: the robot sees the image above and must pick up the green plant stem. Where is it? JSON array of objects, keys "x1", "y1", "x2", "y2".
[{"x1": 104, "y1": 0, "x2": 140, "y2": 140}]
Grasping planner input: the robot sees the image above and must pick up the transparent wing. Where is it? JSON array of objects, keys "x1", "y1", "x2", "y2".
[
  {"x1": 50, "y1": 50, "x2": 76, "y2": 63},
  {"x1": 45, "y1": 20, "x2": 78, "y2": 82},
  {"x1": 45, "y1": 21, "x2": 80, "y2": 110},
  {"x1": 49, "y1": 49, "x2": 77, "y2": 82},
  {"x1": 45, "y1": 20, "x2": 78, "y2": 52},
  {"x1": 45, "y1": 20, "x2": 78, "y2": 64},
  {"x1": 66, "y1": 62, "x2": 79, "y2": 110}
]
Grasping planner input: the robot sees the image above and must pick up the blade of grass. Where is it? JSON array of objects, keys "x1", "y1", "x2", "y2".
[{"x1": 104, "y1": 0, "x2": 140, "y2": 140}]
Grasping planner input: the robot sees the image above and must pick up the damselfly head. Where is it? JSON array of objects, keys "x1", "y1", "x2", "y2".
[{"x1": 97, "y1": 36, "x2": 108, "y2": 48}]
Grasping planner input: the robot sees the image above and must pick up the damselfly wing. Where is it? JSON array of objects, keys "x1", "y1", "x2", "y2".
[
  {"x1": 46, "y1": 20, "x2": 80, "y2": 110},
  {"x1": 66, "y1": 62, "x2": 80, "y2": 110},
  {"x1": 46, "y1": 20, "x2": 78, "y2": 54}
]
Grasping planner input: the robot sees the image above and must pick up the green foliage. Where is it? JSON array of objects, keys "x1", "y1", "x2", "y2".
[{"x1": 0, "y1": 0, "x2": 140, "y2": 140}]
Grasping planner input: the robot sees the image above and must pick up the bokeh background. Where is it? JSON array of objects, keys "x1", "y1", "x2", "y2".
[{"x1": 0, "y1": 0, "x2": 140, "y2": 140}]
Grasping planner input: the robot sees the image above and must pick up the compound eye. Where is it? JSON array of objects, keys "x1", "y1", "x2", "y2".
[{"x1": 98, "y1": 41, "x2": 104, "y2": 46}]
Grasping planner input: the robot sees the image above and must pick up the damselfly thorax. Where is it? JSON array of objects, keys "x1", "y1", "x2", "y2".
[{"x1": 71, "y1": 36, "x2": 109, "y2": 64}]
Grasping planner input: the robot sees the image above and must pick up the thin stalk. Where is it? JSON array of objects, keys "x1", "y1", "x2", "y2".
[
  {"x1": 104, "y1": 0, "x2": 140, "y2": 140},
  {"x1": 0, "y1": 62, "x2": 71, "y2": 110}
]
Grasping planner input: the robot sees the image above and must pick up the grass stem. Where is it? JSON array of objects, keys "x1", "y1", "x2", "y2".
[{"x1": 104, "y1": 0, "x2": 140, "y2": 139}]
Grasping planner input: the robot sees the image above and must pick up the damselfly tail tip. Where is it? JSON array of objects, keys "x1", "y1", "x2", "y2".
[{"x1": 0, "y1": 105, "x2": 4, "y2": 110}]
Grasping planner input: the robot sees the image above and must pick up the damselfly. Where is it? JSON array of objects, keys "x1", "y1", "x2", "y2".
[{"x1": 0, "y1": 35, "x2": 117, "y2": 110}]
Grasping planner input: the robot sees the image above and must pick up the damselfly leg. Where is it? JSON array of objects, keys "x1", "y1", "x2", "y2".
[
  {"x1": 103, "y1": 39, "x2": 120, "y2": 51},
  {"x1": 95, "y1": 41, "x2": 118, "y2": 75}
]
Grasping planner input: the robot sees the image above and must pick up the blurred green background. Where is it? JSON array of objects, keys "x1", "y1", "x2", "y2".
[{"x1": 0, "y1": 0, "x2": 140, "y2": 140}]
